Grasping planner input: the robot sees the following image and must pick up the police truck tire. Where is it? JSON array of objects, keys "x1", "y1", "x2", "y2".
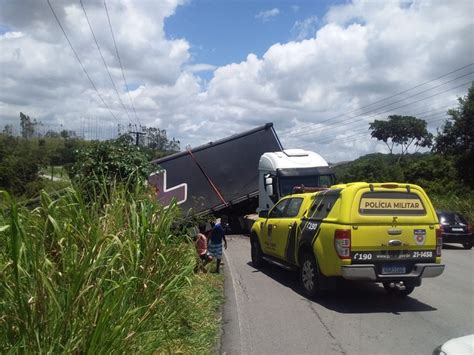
[
  {"x1": 462, "y1": 242, "x2": 472, "y2": 250},
  {"x1": 251, "y1": 237, "x2": 264, "y2": 268},
  {"x1": 383, "y1": 283, "x2": 415, "y2": 297},
  {"x1": 300, "y1": 253, "x2": 321, "y2": 299}
]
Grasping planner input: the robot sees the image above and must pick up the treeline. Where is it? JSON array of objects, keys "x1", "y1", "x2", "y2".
[
  {"x1": 334, "y1": 152, "x2": 467, "y2": 195},
  {"x1": 0, "y1": 113, "x2": 181, "y2": 198}
]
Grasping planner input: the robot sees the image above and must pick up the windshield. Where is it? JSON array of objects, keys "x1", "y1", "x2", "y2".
[
  {"x1": 438, "y1": 212, "x2": 468, "y2": 225},
  {"x1": 279, "y1": 175, "x2": 334, "y2": 196}
]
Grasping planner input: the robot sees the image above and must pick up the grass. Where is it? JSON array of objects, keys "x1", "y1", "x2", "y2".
[
  {"x1": 0, "y1": 183, "x2": 224, "y2": 353},
  {"x1": 430, "y1": 193, "x2": 474, "y2": 224}
]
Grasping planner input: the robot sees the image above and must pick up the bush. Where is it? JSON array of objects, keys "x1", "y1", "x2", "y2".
[
  {"x1": 70, "y1": 139, "x2": 154, "y2": 202},
  {"x1": 0, "y1": 184, "x2": 220, "y2": 353},
  {"x1": 430, "y1": 193, "x2": 474, "y2": 224}
]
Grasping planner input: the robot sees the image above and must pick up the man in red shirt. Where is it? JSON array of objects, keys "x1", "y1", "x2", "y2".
[{"x1": 195, "y1": 224, "x2": 211, "y2": 271}]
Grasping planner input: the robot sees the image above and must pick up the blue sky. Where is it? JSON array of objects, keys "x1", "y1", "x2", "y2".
[{"x1": 165, "y1": 0, "x2": 343, "y2": 71}]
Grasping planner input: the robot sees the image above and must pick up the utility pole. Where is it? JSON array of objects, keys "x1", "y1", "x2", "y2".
[{"x1": 130, "y1": 130, "x2": 145, "y2": 146}]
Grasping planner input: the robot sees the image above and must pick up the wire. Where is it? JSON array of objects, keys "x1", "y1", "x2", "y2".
[
  {"x1": 80, "y1": 0, "x2": 134, "y2": 126},
  {"x1": 285, "y1": 64, "x2": 474, "y2": 137},
  {"x1": 47, "y1": 0, "x2": 119, "y2": 123},
  {"x1": 288, "y1": 73, "x2": 473, "y2": 138},
  {"x1": 104, "y1": 0, "x2": 142, "y2": 127},
  {"x1": 289, "y1": 79, "x2": 472, "y2": 139},
  {"x1": 306, "y1": 109, "x2": 451, "y2": 146},
  {"x1": 311, "y1": 109, "x2": 450, "y2": 145},
  {"x1": 315, "y1": 113, "x2": 450, "y2": 146}
]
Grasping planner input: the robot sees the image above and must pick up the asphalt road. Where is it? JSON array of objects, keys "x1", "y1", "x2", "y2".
[{"x1": 221, "y1": 235, "x2": 474, "y2": 355}]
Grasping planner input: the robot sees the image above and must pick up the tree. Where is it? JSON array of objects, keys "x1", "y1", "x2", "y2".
[
  {"x1": 60, "y1": 129, "x2": 77, "y2": 139},
  {"x1": 369, "y1": 115, "x2": 433, "y2": 160},
  {"x1": 2, "y1": 124, "x2": 13, "y2": 136},
  {"x1": 0, "y1": 135, "x2": 41, "y2": 196},
  {"x1": 45, "y1": 130, "x2": 60, "y2": 138},
  {"x1": 19, "y1": 112, "x2": 37, "y2": 139},
  {"x1": 434, "y1": 83, "x2": 474, "y2": 188},
  {"x1": 70, "y1": 139, "x2": 154, "y2": 202},
  {"x1": 143, "y1": 127, "x2": 180, "y2": 152}
]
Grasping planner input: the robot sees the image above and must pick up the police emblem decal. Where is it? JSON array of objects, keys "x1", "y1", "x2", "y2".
[{"x1": 414, "y1": 229, "x2": 426, "y2": 246}]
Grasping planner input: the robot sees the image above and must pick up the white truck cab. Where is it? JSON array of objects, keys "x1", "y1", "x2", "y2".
[{"x1": 258, "y1": 149, "x2": 335, "y2": 211}]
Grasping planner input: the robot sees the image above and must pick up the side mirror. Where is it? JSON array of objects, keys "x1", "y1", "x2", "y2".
[
  {"x1": 266, "y1": 184, "x2": 274, "y2": 197},
  {"x1": 259, "y1": 210, "x2": 269, "y2": 218},
  {"x1": 264, "y1": 176, "x2": 274, "y2": 196}
]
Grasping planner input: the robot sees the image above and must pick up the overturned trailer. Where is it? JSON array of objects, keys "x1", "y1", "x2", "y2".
[{"x1": 149, "y1": 123, "x2": 282, "y2": 229}]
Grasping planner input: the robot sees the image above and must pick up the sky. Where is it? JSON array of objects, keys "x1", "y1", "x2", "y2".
[{"x1": 0, "y1": 0, "x2": 473, "y2": 162}]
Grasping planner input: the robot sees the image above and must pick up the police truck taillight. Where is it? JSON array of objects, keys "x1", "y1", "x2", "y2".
[
  {"x1": 335, "y1": 229, "x2": 351, "y2": 259},
  {"x1": 436, "y1": 227, "x2": 443, "y2": 257}
]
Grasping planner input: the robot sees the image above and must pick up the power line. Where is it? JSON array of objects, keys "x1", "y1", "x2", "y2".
[
  {"x1": 285, "y1": 64, "x2": 474, "y2": 137},
  {"x1": 316, "y1": 114, "x2": 450, "y2": 146},
  {"x1": 308, "y1": 109, "x2": 452, "y2": 146},
  {"x1": 314, "y1": 109, "x2": 450, "y2": 145},
  {"x1": 288, "y1": 73, "x2": 473, "y2": 138},
  {"x1": 289, "y1": 79, "x2": 472, "y2": 139},
  {"x1": 103, "y1": 0, "x2": 141, "y2": 127},
  {"x1": 80, "y1": 0, "x2": 134, "y2": 126},
  {"x1": 46, "y1": 0, "x2": 119, "y2": 124}
]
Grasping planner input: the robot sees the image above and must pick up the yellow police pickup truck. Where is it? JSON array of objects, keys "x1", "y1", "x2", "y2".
[{"x1": 250, "y1": 182, "x2": 445, "y2": 298}]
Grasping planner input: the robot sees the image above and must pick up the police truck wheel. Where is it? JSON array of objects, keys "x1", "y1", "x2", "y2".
[
  {"x1": 462, "y1": 242, "x2": 472, "y2": 250},
  {"x1": 300, "y1": 253, "x2": 321, "y2": 299},
  {"x1": 383, "y1": 282, "x2": 415, "y2": 297},
  {"x1": 251, "y1": 237, "x2": 264, "y2": 268}
]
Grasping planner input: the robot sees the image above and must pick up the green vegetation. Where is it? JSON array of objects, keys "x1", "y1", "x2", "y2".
[
  {"x1": 0, "y1": 134, "x2": 85, "y2": 198},
  {"x1": 434, "y1": 83, "x2": 474, "y2": 187},
  {"x1": 70, "y1": 138, "x2": 154, "y2": 202},
  {"x1": 369, "y1": 115, "x2": 433, "y2": 157},
  {"x1": 0, "y1": 183, "x2": 223, "y2": 353},
  {"x1": 0, "y1": 122, "x2": 222, "y2": 353},
  {"x1": 334, "y1": 152, "x2": 473, "y2": 222}
]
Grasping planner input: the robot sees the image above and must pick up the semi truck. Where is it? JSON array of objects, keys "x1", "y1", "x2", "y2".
[{"x1": 148, "y1": 123, "x2": 335, "y2": 231}]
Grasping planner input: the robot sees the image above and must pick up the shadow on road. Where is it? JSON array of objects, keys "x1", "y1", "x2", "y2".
[
  {"x1": 442, "y1": 243, "x2": 469, "y2": 250},
  {"x1": 247, "y1": 261, "x2": 437, "y2": 314}
]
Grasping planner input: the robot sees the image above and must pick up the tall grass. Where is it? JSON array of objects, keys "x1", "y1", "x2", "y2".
[
  {"x1": 0, "y1": 183, "x2": 220, "y2": 353},
  {"x1": 430, "y1": 193, "x2": 474, "y2": 223}
]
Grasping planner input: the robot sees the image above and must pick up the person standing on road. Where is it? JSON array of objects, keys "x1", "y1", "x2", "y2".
[{"x1": 208, "y1": 215, "x2": 228, "y2": 273}]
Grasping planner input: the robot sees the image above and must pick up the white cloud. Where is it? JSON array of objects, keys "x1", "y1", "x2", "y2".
[
  {"x1": 255, "y1": 8, "x2": 280, "y2": 23},
  {"x1": 291, "y1": 15, "x2": 319, "y2": 40},
  {"x1": 0, "y1": 31, "x2": 24, "y2": 40},
  {"x1": 0, "y1": 0, "x2": 473, "y2": 162},
  {"x1": 184, "y1": 63, "x2": 217, "y2": 73}
]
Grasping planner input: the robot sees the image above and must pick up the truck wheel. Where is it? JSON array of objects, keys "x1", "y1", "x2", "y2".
[
  {"x1": 383, "y1": 282, "x2": 415, "y2": 297},
  {"x1": 300, "y1": 253, "x2": 321, "y2": 299},
  {"x1": 251, "y1": 237, "x2": 264, "y2": 268},
  {"x1": 462, "y1": 242, "x2": 473, "y2": 250}
]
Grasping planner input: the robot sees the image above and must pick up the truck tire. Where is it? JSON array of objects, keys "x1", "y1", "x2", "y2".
[
  {"x1": 299, "y1": 253, "x2": 322, "y2": 299},
  {"x1": 383, "y1": 282, "x2": 415, "y2": 297},
  {"x1": 251, "y1": 236, "x2": 264, "y2": 268},
  {"x1": 462, "y1": 242, "x2": 473, "y2": 250}
]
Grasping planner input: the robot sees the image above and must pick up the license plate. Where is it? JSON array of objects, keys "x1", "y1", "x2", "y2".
[
  {"x1": 452, "y1": 227, "x2": 464, "y2": 232},
  {"x1": 381, "y1": 266, "x2": 406, "y2": 275}
]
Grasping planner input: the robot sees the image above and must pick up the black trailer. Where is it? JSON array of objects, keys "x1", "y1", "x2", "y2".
[{"x1": 149, "y1": 123, "x2": 282, "y2": 219}]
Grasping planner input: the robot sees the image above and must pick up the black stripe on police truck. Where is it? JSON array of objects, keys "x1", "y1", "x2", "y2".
[{"x1": 284, "y1": 221, "x2": 298, "y2": 264}]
